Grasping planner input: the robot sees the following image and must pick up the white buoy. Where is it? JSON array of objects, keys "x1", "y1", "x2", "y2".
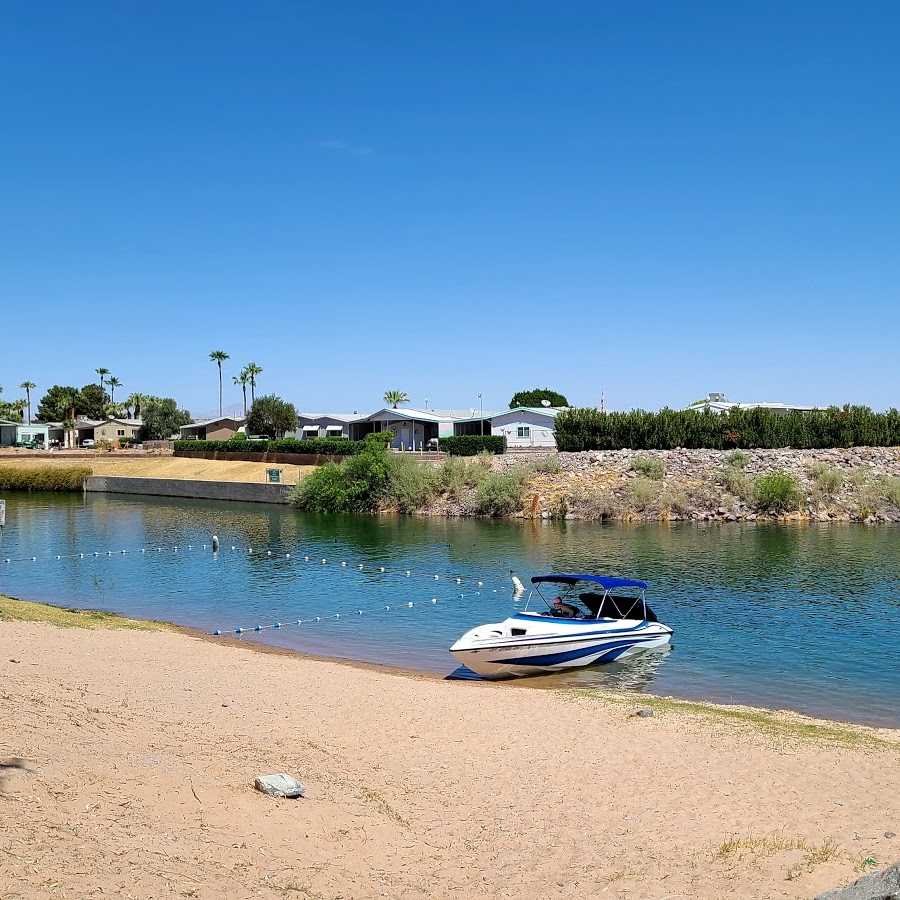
[
  {"x1": 212, "y1": 536, "x2": 220, "y2": 552},
  {"x1": 511, "y1": 573, "x2": 526, "y2": 597}
]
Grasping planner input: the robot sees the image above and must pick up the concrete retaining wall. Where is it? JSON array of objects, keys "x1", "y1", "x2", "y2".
[{"x1": 85, "y1": 476, "x2": 291, "y2": 504}]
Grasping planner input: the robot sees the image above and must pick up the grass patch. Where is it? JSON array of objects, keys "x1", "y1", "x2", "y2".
[
  {"x1": 630, "y1": 456, "x2": 665, "y2": 480},
  {"x1": 810, "y1": 462, "x2": 844, "y2": 497},
  {"x1": 569, "y1": 689, "x2": 897, "y2": 751},
  {"x1": 439, "y1": 454, "x2": 490, "y2": 499},
  {"x1": 716, "y1": 832, "x2": 843, "y2": 881},
  {"x1": 876, "y1": 475, "x2": 900, "y2": 507},
  {"x1": 359, "y1": 786, "x2": 410, "y2": 827},
  {"x1": 627, "y1": 477, "x2": 659, "y2": 511},
  {"x1": 725, "y1": 450, "x2": 750, "y2": 470},
  {"x1": 719, "y1": 466, "x2": 751, "y2": 500},
  {"x1": 527, "y1": 455, "x2": 561, "y2": 476},
  {"x1": 0, "y1": 595, "x2": 173, "y2": 631}
]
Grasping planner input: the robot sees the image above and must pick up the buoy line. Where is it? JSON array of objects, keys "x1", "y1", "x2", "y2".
[
  {"x1": 0, "y1": 540, "x2": 510, "y2": 590},
  {"x1": 211, "y1": 587, "x2": 490, "y2": 636}
]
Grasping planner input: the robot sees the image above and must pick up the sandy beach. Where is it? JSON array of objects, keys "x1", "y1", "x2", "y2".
[{"x1": 2, "y1": 613, "x2": 899, "y2": 900}]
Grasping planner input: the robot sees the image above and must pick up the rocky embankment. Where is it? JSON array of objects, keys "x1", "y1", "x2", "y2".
[{"x1": 497, "y1": 446, "x2": 900, "y2": 523}]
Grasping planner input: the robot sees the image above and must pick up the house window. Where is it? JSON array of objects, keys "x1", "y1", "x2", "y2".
[
  {"x1": 117, "y1": 429, "x2": 125, "y2": 437},
  {"x1": 517, "y1": 426, "x2": 531, "y2": 438}
]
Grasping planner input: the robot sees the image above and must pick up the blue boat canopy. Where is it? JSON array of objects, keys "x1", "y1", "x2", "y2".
[{"x1": 531, "y1": 573, "x2": 648, "y2": 591}]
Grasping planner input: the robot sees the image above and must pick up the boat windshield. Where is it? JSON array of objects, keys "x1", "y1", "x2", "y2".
[{"x1": 528, "y1": 578, "x2": 657, "y2": 622}]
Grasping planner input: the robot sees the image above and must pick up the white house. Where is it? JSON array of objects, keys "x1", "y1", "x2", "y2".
[
  {"x1": 292, "y1": 413, "x2": 359, "y2": 440},
  {"x1": 349, "y1": 408, "x2": 498, "y2": 451},
  {"x1": 687, "y1": 392, "x2": 816, "y2": 416},
  {"x1": 16, "y1": 422, "x2": 66, "y2": 448},
  {"x1": 484, "y1": 407, "x2": 567, "y2": 449}
]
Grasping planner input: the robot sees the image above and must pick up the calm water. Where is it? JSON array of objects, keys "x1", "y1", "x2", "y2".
[{"x1": 1, "y1": 492, "x2": 899, "y2": 726}]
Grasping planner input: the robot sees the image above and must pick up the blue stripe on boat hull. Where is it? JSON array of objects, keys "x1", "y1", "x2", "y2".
[{"x1": 501, "y1": 636, "x2": 658, "y2": 668}]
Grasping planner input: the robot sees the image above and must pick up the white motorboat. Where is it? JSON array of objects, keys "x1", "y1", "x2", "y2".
[{"x1": 449, "y1": 573, "x2": 673, "y2": 679}]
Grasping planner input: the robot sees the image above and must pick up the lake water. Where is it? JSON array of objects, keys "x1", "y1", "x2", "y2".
[{"x1": 2, "y1": 492, "x2": 899, "y2": 726}]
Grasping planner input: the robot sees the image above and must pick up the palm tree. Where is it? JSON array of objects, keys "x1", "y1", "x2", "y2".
[
  {"x1": 233, "y1": 370, "x2": 250, "y2": 417},
  {"x1": 58, "y1": 388, "x2": 78, "y2": 448},
  {"x1": 107, "y1": 376, "x2": 122, "y2": 404},
  {"x1": 20, "y1": 381, "x2": 35, "y2": 425},
  {"x1": 245, "y1": 362, "x2": 262, "y2": 404},
  {"x1": 383, "y1": 390, "x2": 410, "y2": 409},
  {"x1": 10, "y1": 399, "x2": 26, "y2": 422},
  {"x1": 126, "y1": 393, "x2": 143, "y2": 419},
  {"x1": 209, "y1": 350, "x2": 229, "y2": 417},
  {"x1": 96, "y1": 367, "x2": 110, "y2": 391}
]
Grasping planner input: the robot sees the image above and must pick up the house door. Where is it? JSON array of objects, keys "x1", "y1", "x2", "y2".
[{"x1": 401, "y1": 426, "x2": 410, "y2": 450}]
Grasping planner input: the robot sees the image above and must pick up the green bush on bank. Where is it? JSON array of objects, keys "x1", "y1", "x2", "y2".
[
  {"x1": 439, "y1": 454, "x2": 491, "y2": 499},
  {"x1": 475, "y1": 470, "x2": 526, "y2": 516},
  {"x1": 291, "y1": 442, "x2": 393, "y2": 512},
  {"x1": 438, "y1": 435, "x2": 506, "y2": 456},
  {"x1": 174, "y1": 438, "x2": 364, "y2": 456},
  {"x1": 555, "y1": 405, "x2": 900, "y2": 451},
  {"x1": 752, "y1": 471, "x2": 800, "y2": 512},
  {"x1": 0, "y1": 466, "x2": 92, "y2": 491}
]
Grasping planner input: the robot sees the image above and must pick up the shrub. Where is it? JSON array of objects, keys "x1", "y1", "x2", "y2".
[
  {"x1": 628, "y1": 477, "x2": 659, "y2": 511},
  {"x1": 717, "y1": 462, "x2": 751, "y2": 499},
  {"x1": 475, "y1": 471, "x2": 525, "y2": 516},
  {"x1": 630, "y1": 457, "x2": 665, "y2": 480},
  {"x1": 574, "y1": 489, "x2": 621, "y2": 521},
  {"x1": 290, "y1": 443, "x2": 392, "y2": 512},
  {"x1": 365, "y1": 430, "x2": 394, "y2": 445},
  {"x1": 440, "y1": 456, "x2": 490, "y2": 499},
  {"x1": 554, "y1": 404, "x2": 900, "y2": 451},
  {"x1": 527, "y1": 455, "x2": 561, "y2": 475},
  {"x1": 0, "y1": 465, "x2": 91, "y2": 491},
  {"x1": 809, "y1": 462, "x2": 844, "y2": 497},
  {"x1": 386, "y1": 455, "x2": 438, "y2": 513},
  {"x1": 726, "y1": 450, "x2": 750, "y2": 469},
  {"x1": 290, "y1": 462, "x2": 352, "y2": 512},
  {"x1": 876, "y1": 476, "x2": 900, "y2": 507},
  {"x1": 438, "y1": 435, "x2": 506, "y2": 456},
  {"x1": 752, "y1": 471, "x2": 800, "y2": 512},
  {"x1": 174, "y1": 438, "x2": 363, "y2": 456},
  {"x1": 659, "y1": 483, "x2": 689, "y2": 515}
]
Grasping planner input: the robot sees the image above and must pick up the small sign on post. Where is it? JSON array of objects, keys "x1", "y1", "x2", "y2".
[{"x1": 266, "y1": 468, "x2": 283, "y2": 484}]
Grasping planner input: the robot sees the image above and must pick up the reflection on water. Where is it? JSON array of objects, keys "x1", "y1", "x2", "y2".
[{"x1": 1, "y1": 491, "x2": 899, "y2": 726}]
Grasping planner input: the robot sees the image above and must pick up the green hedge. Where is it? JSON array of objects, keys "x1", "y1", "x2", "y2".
[
  {"x1": 555, "y1": 406, "x2": 900, "y2": 451},
  {"x1": 0, "y1": 466, "x2": 92, "y2": 491},
  {"x1": 438, "y1": 435, "x2": 507, "y2": 456},
  {"x1": 174, "y1": 438, "x2": 364, "y2": 455}
]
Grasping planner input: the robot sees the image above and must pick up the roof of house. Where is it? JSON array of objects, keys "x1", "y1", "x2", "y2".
[
  {"x1": 180, "y1": 416, "x2": 246, "y2": 430},
  {"x1": 297, "y1": 413, "x2": 360, "y2": 423},
  {"x1": 363, "y1": 407, "x2": 500, "y2": 423},
  {"x1": 76, "y1": 417, "x2": 143, "y2": 428},
  {"x1": 686, "y1": 401, "x2": 817, "y2": 413},
  {"x1": 455, "y1": 406, "x2": 567, "y2": 424}
]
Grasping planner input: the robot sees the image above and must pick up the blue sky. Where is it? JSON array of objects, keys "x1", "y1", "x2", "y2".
[{"x1": 1, "y1": 1, "x2": 898, "y2": 418}]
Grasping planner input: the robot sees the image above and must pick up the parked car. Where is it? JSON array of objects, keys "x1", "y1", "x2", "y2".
[
  {"x1": 81, "y1": 439, "x2": 95, "y2": 449},
  {"x1": 248, "y1": 435, "x2": 271, "y2": 441}
]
